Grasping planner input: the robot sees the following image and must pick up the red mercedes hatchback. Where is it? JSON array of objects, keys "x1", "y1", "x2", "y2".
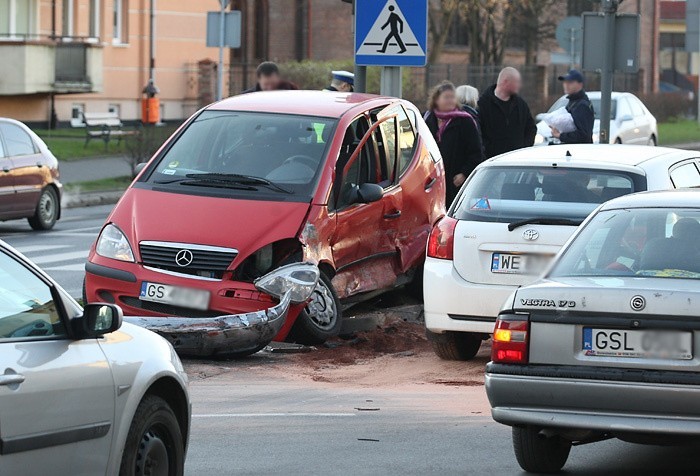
[{"x1": 85, "y1": 91, "x2": 445, "y2": 349}]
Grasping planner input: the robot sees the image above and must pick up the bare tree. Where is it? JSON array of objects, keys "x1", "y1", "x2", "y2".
[
  {"x1": 428, "y1": 0, "x2": 461, "y2": 64},
  {"x1": 510, "y1": 0, "x2": 559, "y2": 65}
]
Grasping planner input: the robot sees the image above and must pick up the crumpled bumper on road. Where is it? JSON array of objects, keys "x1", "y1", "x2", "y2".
[
  {"x1": 124, "y1": 292, "x2": 292, "y2": 356},
  {"x1": 121, "y1": 263, "x2": 320, "y2": 357}
]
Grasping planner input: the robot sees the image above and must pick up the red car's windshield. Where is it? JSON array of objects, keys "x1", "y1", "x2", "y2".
[{"x1": 142, "y1": 110, "x2": 337, "y2": 200}]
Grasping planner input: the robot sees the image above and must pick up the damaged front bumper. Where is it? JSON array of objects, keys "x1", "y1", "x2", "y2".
[
  {"x1": 124, "y1": 292, "x2": 291, "y2": 357},
  {"x1": 121, "y1": 263, "x2": 320, "y2": 357}
]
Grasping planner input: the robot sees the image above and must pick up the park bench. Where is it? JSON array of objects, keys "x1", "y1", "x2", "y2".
[{"x1": 82, "y1": 112, "x2": 137, "y2": 148}]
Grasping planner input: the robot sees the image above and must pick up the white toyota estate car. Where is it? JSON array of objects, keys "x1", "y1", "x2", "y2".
[
  {"x1": 424, "y1": 144, "x2": 700, "y2": 360},
  {"x1": 534, "y1": 91, "x2": 658, "y2": 146}
]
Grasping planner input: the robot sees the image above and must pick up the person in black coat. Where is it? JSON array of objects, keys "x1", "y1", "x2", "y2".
[
  {"x1": 241, "y1": 62, "x2": 298, "y2": 94},
  {"x1": 477, "y1": 67, "x2": 537, "y2": 158},
  {"x1": 424, "y1": 81, "x2": 484, "y2": 204},
  {"x1": 550, "y1": 69, "x2": 594, "y2": 144}
]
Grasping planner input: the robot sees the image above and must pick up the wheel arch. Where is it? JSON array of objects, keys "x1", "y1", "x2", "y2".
[{"x1": 144, "y1": 376, "x2": 190, "y2": 450}]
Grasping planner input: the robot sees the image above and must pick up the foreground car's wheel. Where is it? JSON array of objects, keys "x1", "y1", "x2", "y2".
[
  {"x1": 28, "y1": 187, "x2": 59, "y2": 230},
  {"x1": 120, "y1": 395, "x2": 184, "y2": 476},
  {"x1": 429, "y1": 331, "x2": 481, "y2": 361},
  {"x1": 648, "y1": 135, "x2": 657, "y2": 146},
  {"x1": 288, "y1": 272, "x2": 342, "y2": 345},
  {"x1": 512, "y1": 426, "x2": 571, "y2": 474}
]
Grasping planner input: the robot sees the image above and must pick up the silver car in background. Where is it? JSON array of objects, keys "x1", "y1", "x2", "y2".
[{"x1": 486, "y1": 190, "x2": 700, "y2": 473}]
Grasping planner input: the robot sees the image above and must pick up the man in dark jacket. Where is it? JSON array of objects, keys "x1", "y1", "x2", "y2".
[
  {"x1": 550, "y1": 69, "x2": 594, "y2": 144},
  {"x1": 241, "y1": 62, "x2": 298, "y2": 94},
  {"x1": 477, "y1": 67, "x2": 537, "y2": 158}
]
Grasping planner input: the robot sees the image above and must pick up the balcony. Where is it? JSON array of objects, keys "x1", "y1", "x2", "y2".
[{"x1": 0, "y1": 36, "x2": 103, "y2": 95}]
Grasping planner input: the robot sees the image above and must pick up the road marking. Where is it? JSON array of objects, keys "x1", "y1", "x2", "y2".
[
  {"x1": 32, "y1": 251, "x2": 88, "y2": 265},
  {"x1": 193, "y1": 413, "x2": 356, "y2": 418},
  {"x1": 12, "y1": 245, "x2": 71, "y2": 254},
  {"x1": 53, "y1": 225, "x2": 103, "y2": 233},
  {"x1": 45, "y1": 263, "x2": 86, "y2": 272}
]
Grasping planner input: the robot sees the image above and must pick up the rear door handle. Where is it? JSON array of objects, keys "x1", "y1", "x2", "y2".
[
  {"x1": 384, "y1": 210, "x2": 402, "y2": 219},
  {"x1": 424, "y1": 177, "x2": 437, "y2": 190},
  {"x1": 0, "y1": 374, "x2": 25, "y2": 386}
]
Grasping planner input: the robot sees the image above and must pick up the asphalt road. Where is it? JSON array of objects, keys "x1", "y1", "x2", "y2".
[
  {"x1": 2, "y1": 205, "x2": 699, "y2": 475},
  {"x1": 0, "y1": 204, "x2": 113, "y2": 297}
]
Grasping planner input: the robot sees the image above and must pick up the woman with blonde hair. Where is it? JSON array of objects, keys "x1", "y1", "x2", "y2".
[
  {"x1": 456, "y1": 84, "x2": 480, "y2": 118},
  {"x1": 424, "y1": 81, "x2": 484, "y2": 204}
]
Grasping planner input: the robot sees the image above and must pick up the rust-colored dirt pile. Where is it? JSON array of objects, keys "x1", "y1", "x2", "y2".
[{"x1": 298, "y1": 316, "x2": 432, "y2": 368}]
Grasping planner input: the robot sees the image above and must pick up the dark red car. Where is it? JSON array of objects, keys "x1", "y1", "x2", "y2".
[
  {"x1": 85, "y1": 91, "x2": 445, "y2": 350},
  {"x1": 0, "y1": 118, "x2": 62, "y2": 230}
]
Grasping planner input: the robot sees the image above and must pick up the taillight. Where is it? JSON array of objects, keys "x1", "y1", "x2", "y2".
[
  {"x1": 491, "y1": 313, "x2": 530, "y2": 364},
  {"x1": 427, "y1": 216, "x2": 458, "y2": 260}
]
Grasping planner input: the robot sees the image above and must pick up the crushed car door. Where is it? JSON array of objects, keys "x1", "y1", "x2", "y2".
[
  {"x1": 329, "y1": 111, "x2": 403, "y2": 298},
  {"x1": 0, "y1": 251, "x2": 115, "y2": 475}
]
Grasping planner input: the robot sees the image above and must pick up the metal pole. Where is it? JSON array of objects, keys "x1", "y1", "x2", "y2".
[
  {"x1": 217, "y1": 0, "x2": 226, "y2": 101},
  {"x1": 599, "y1": 0, "x2": 618, "y2": 144},
  {"x1": 380, "y1": 66, "x2": 402, "y2": 97},
  {"x1": 149, "y1": 0, "x2": 156, "y2": 82},
  {"x1": 352, "y1": 1, "x2": 367, "y2": 93},
  {"x1": 569, "y1": 28, "x2": 575, "y2": 70},
  {"x1": 697, "y1": 7, "x2": 700, "y2": 124}
]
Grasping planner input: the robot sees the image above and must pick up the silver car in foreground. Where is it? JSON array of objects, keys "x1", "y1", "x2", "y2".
[
  {"x1": 0, "y1": 237, "x2": 319, "y2": 474},
  {"x1": 486, "y1": 189, "x2": 700, "y2": 473}
]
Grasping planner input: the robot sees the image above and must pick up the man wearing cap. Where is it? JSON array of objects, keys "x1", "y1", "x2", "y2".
[
  {"x1": 324, "y1": 71, "x2": 355, "y2": 92},
  {"x1": 551, "y1": 69, "x2": 594, "y2": 144}
]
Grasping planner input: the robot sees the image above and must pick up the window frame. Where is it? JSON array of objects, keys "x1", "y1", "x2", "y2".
[
  {"x1": 669, "y1": 160, "x2": 700, "y2": 189},
  {"x1": 0, "y1": 0, "x2": 36, "y2": 39},
  {"x1": 0, "y1": 122, "x2": 38, "y2": 157},
  {"x1": 112, "y1": 0, "x2": 127, "y2": 44},
  {"x1": 396, "y1": 105, "x2": 417, "y2": 178},
  {"x1": 0, "y1": 248, "x2": 71, "y2": 343}
]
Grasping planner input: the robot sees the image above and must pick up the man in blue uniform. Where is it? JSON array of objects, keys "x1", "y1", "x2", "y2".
[{"x1": 324, "y1": 71, "x2": 355, "y2": 92}]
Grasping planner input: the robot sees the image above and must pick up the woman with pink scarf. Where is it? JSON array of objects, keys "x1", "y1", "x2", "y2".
[{"x1": 424, "y1": 81, "x2": 484, "y2": 204}]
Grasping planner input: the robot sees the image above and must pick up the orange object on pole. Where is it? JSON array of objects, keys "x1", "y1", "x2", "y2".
[{"x1": 141, "y1": 97, "x2": 160, "y2": 124}]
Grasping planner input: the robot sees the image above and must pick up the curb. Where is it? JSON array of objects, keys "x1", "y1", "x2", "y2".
[{"x1": 63, "y1": 190, "x2": 124, "y2": 209}]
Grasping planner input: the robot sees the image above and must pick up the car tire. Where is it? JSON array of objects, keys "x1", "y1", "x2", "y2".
[
  {"x1": 288, "y1": 272, "x2": 342, "y2": 345},
  {"x1": 28, "y1": 187, "x2": 59, "y2": 231},
  {"x1": 119, "y1": 395, "x2": 185, "y2": 476},
  {"x1": 512, "y1": 426, "x2": 571, "y2": 474},
  {"x1": 648, "y1": 135, "x2": 657, "y2": 146},
  {"x1": 614, "y1": 138, "x2": 622, "y2": 144},
  {"x1": 430, "y1": 331, "x2": 481, "y2": 361}
]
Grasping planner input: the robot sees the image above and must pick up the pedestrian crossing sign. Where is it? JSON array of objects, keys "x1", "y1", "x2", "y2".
[{"x1": 354, "y1": 0, "x2": 428, "y2": 67}]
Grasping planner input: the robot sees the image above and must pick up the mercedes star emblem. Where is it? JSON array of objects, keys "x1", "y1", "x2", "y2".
[
  {"x1": 630, "y1": 295, "x2": 646, "y2": 312},
  {"x1": 522, "y1": 229, "x2": 539, "y2": 241},
  {"x1": 175, "y1": 249, "x2": 194, "y2": 267}
]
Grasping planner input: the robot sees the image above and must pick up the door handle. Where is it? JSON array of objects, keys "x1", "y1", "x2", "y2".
[
  {"x1": 36, "y1": 162, "x2": 43, "y2": 168},
  {"x1": 0, "y1": 374, "x2": 25, "y2": 386},
  {"x1": 424, "y1": 177, "x2": 437, "y2": 191},
  {"x1": 384, "y1": 210, "x2": 402, "y2": 219}
]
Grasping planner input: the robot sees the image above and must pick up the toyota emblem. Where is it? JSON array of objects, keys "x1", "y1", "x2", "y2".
[
  {"x1": 630, "y1": 295, "x2": 646, "y2": 312},
  {"x1": 522, "y1": 229, "x2": 539, "y2": 241},
  {"x1": 175, "y1": 249, "x2": 194, "y2": 267}
]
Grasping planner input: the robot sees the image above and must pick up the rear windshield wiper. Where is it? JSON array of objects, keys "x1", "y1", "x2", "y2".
[
  {"x1": 508, "y1": 217, "x2": 583, "y2": 231},
  {"x1": 185, "y1": 173, "x2": 293, "y2": 194}
]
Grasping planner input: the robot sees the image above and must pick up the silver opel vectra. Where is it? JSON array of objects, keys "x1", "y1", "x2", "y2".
[{"x1": 486, "y1": 189, "x2": 700, "y2": 473}]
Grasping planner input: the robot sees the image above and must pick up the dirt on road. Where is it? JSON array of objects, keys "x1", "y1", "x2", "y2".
[{"x1": 183, "y1": 315, "x2": 491, "y2": 389}]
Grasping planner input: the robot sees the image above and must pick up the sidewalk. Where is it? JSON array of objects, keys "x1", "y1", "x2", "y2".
[
  {"x1": 59, "y1": 155, "x2": 131, "y2": 184},
  {"x1": 671, "y1": 141, "x2": 700, "y2": 151}
]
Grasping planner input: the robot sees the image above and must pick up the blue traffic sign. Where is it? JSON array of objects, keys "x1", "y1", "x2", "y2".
[{"x1": 355, "y1": 0, "x2": 428, "y2": 67}]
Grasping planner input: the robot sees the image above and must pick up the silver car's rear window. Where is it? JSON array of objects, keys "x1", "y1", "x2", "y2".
[
  {"x1": 453, "y1": 166, "x2": 644, "y2": 224},
  {"x1": 551, "y1": 208, "x2": 700, "y2": 280}
]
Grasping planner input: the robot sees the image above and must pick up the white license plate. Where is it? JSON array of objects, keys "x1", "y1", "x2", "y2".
[
  {"x1": 139, "y1": 282, "x2": 210, "y2": 311},
  {"x1": 491, "y1": 253, "x2": 550, "y2": 275},
  {"x1": 583, "y1": 328, "x2": 693, "y2": 360}
]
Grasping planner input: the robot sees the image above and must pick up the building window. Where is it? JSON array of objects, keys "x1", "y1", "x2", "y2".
[
  {"x1": 113, "y1": 0, "x2": 127, "y2": 43},
  {"x1": 446, "y1": 15, "x2": 469, "y2": 47},
  {"x1": 660, "y1": 32, "x2": 685, "y2": 50},
  {"x1": 0, "y1": 0, "x2": 36, "y2": 38},
  {"x1": 71, "y1": 103, "x2": 86, "y2": 127},
  {"x1": 62, "y1": 0, "x2": 74, "y2": 37},
  {"x1": 567, "y1": 0, "x2": 596, "y2": 16},
  {"x1": 89, "y1": 0, "x2": 101, "y2": 38}
]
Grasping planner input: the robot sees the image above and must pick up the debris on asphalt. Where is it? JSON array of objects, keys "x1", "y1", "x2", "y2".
[
  {"x1": 354, "y1": 407, "x2": 381, "y2": 411},
  {"x1": 266, "y1": 342, "x2": 316, "y2": 353},
  {"x1": 357, "y1": 438, "x2": 380, "y2": 442}
]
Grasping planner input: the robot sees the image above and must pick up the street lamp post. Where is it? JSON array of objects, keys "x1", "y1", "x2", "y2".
[{"x1": 217, "y1": 0, "x2": 227, "y2": 101}]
